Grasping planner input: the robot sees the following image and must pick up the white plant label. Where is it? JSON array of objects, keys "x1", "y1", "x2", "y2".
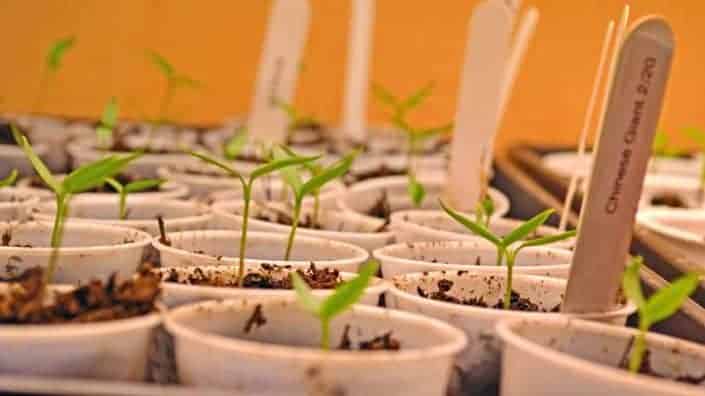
[
  {"x1": 445, "y1": 0, "x2": 512, "y2": 211},
  {"x1": 247, "y1": 0, "x2": 311, "y2": 143},
  {"x1": 342, "y1": 0, "x2": 375, "y2": 143},
  {"x1": 563, "y1": 17, "x2": 674, "y2": 314}
]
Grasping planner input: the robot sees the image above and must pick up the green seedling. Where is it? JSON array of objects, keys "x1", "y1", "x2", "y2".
[
  {"x1": 275, "y1": 150, "x2": 358, "y2": 261},
  {"x1": 35, "y1": 36, "x2": 76, "y2": 112},
  {"x1": 96, "y1": 97, "x2": 120, "y2": 149},
  {"x1": 0, "y1": 170, "x2": 18, "y2": 188},
  {"x1": 622, "y1": 256, "x2": 699, "y2": 373},
  {"x1": 147, "y1": 50, "x2": 201, "y2": 124},
  {"x1": 682, "y1": 127, "x2": 705, "y2": 204},
  {"x1": 372, "y1": 82, "x2": 452, "y2": 207},
  {"x1": 105, "y1": 177, "x2": 164, "y2": 220},
  {"x1": 12, "y1": 125, "x2": 141, "y2": 285},
  {"x1": 440, "y1": 201, "x2": 576, "y2": 309},
  {"x1": 223, "y1": 127, "x2": 249, "y2": 160},
  {"x1": 190, "y1": 150, "x2": 318, "y2": 287},
  {"x1": 475, "y1": 196, "x2": 495, "y2": 228},
  {"x1": 277, "y1": 145, "x2": 330, "y2": 226},
  {"x1": 292, "y1": 260, "x2": 379, "y2": 350},
  {"x1": 652, "y1": 130, "x2": 682, "y2": 158}
]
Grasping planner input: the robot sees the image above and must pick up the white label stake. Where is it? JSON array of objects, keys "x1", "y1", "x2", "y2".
[
  {"x1": 445, "y1": 0, "x2": 512, "y2": 211},
  {"x1": 247, "y1": 0, "x2": 311, "y2": 144},
  {"x1": 342, "y1": 0, "x2": 375, "y2": 143},
  {"x1": 563, "y1": 17, "x2": 674, "y2": 314}
]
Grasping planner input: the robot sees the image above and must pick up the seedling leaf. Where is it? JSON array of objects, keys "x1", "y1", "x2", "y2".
[
  {"x1": 63, "y1": 152, "x2": 143, "y2": 194},
  {"x1": 503, "y1": 209, "x2": 554, "y2": 246},
  {"x1": 371, "y1": 82, "x2": 398, "y2": 107},
  {"x1": 402, "y1": 81, "x2": 434, "y2": 110},
  {"x1": 251, "y1": 155, "x2": 320, "y2": 181},
  {"x1": 291, "y1": 272, "x2": 322, "y2": 315},
  {"x1": 622, "y1": 257, "x2": 646, "y2": 310},
  {"x1": 147, "y1": 50, "x2": 174, "y2": 78},
  {"x1": 46, "y1": 36, "x2": 76, "y2": 71},
  {"x1": 172, "y1": 74, "x2": 201, "y2": 88},
  {"x1": 519, "y1": 230, "x2": 576, "y2": 249},
  {"x1": 272, "y1": 146, "x2": 303, "y2": 192},
  {"x1": 408, "y1": 174, "x2": 426, "y2": 206},
  {"x1": 0, "y1": 170, "x2": 18, "y2": 188},
  {"x1": 105, "y1": 177, "x2": 122, "y2": 192},
  {"x1": 190, "y1": 151, "x2": 242, "y2": 179},
  {"x1": 643, "y1": 272, "x2": 699, "y2": 325},
  {"x1": 410, "y1": 123, "x2": 453, "y2": 142},
  {"x1": 11, "y1": 125, "x2": 60, "y2": 193},
  {"x1": 318, "y1": 260, "x2": 379, "y2": 319},
  {"x1": 299, "y1": 152, "x2": 356, "y2": 199},
  {"x1": 439, "y1": 199, "x2": 501, "y2": 246},
  {"x1": 125, "y1": 179, "x2": 164, "y2": 193},
  {"x1": 223, "y1": 129, "x2": 248, "y2": 160}
]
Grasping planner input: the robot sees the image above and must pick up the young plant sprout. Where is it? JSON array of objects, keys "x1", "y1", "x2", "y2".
[
  {"x1": 190, "y1": 150, "x2": 318, "y2": 287},
  {"x1": 475, "y1": 195, "x2": 495, "y2": 228},
  {"x1": 682, "y1": 127, "x2": 705, "y2": 203},
  {"x1": 12, "y1": 126, "x2": 141, "y2": 285},
  {"x1": 105, "y1": 177, "x2": 164, "y2": 220},
  {"x1": 223, "y1": 127, "x2": 249, "y2": 160},
  {"x1": 147, "y1": 50, "x2": 201, "y2": 124},
  {"x1": 372, "y1": 82, "x2": 452, "y2": 207},
  {"x1": 35, "y1": 36, "x2": 76, "y2": 112},
  {"x1": 276, "y1": 100, "x2": 321, "y2": 133},
  {"x1": 622, "y1": 256, "x2": 699, "y2": 373},
  {"x1": 277, "y1": 145, "x2": 328, "y2": 226},
  {"x1": 439, "y1": 201, "x2": 576, "y2": 309},
  {"x1": 96, "y1": 97, "x2": 120, "y2": 149},
  {"x1": 0, "y1": 170, "x2": 18, "y2": 188},
  {"x1": 652, "y1": 130, "x2": 682, "y2": 158},
  {"x1": 275, "y1": 150, "x2": 358, "y2": 261},
  {"x1": 292, "y1": 260, "x2": 379, "y2": 350}
]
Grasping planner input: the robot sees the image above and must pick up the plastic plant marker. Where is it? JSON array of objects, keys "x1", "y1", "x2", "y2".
[
  {"x1": 341, "y1": 0, "x2": 375, "y2": 143},
  {"x1": 563, "y1": 17, "x2": 675, "y2": 314},
  {"x1": 248, "y1": 0, "x2": 311, "y2": 144},
  {"x1": 445, "y1": 0, "x2": 513, "y2": 212},
  {"x1": 559, "y1": 20, "x2": 615, "y2": 232}
]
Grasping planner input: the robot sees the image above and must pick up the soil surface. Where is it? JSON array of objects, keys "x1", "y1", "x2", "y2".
[
  {"x1": 162, "y1": 263, "x2": 342, "y2": 290},
  {"x1": 366, "y1": 191, "x2": 392, "y2": 223},
  {"x1": 416, "y1": 278, "x2": 560, "y2": 312},
  {"x1": 29, "y1": 172, "x2": 160, "y2": 193},
  {"x1": 0, "y1": 267, "x2": 160, "y2": 324},
  {"x1": 338, "y1": 324, "x2": 401, "y2": 351},
  {"x1": 650, "y1": 193, "x2": 688, "y2": 208},
  {"x1": 343, "y1": 165, "x2": 408, "y2": 185}
]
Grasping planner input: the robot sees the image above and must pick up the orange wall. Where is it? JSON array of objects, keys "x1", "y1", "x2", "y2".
[{"x1": 0, "y1": 1, "x2": 704, "y2": 152}]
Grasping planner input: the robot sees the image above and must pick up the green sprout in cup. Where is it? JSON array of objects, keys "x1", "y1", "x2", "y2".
[
  {"x1": 190, "y1": 150, "x2": 318, "y2": 287},
  {"x1": 105, "y1": 177, "x2": 164, "y2": 220},
  {"x1": 621, "y1": 256, "x2": 699, "y2": 373},
  {"x1": 0, "y1": 170, "x2": 18, "y2": 189},
  {"x1": 275, "y1": 100, "x2": 322, "y2": 142},
  {"x1": 275, "y1": 149, "x2": 358, "y2": 260},
  {"x1": 96, "y1": 97, "x2": 120, "y2": 149},
  {"x1": 12, "y1": 125, "x2": 141, "y2": 285},
  {"x1": 223, "y1": 127, "x2": 249, "y2": 160},
  {"x1": 35, "y1": 36, "x2": 76, "y2": 112},
  {"x1": 475, "y1": 196, "x2": 495, "y2": 229},
  {"x1": 439, "y1": 202, "x2": 576, "y2": 309},
  {"x1": 372, "y1": 81, "x2": 452, "y2": 207},
  {"x1": 292, "y1": 260, "x2": 379, "y2": 350},
  {"x1": 147, "y1": 50, "x2": 200, "y2": 124}
]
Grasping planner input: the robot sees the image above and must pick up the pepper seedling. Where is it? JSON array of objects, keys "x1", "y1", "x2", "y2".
[
  {"x1": 147, "y1": 50, "x2": 201, "y2": 124},
  {"x1": 277, "y1": 145, "x2": 330, "y2": 226},
  {"x1": 0, "y1": 170, "x2": 18, "y2": 189},
  {"x1": 96, "y1": 97, "x2": 120, "y2": 149},
  {"x1": 35, "y1": 36, "x2": 76, "y2": 112},
  {"x1": 276, "y1": 99, "x2": 322, "y2": 135},
  {"x1": 439, "y1": 201, "x2": 576, "y2": 309},
  {"x1": 105, "y1": 177, "x2": 164, "y2": 220},
  {"x1": 190, "y1": 150, "x2": 318, "y2": 287},
  {"x1": 275, "y1": 150, "x2": 358, "y2": 261},
  {"x1": 291, "y1": 260, "x2": 379, "y2": 350},
  {"x1": 622, "y1": 256, "x2": 699, "y2": 373},
  {"x1": 223, "y1": 127, "x2": 249, "y2": 160},
  {"x1": 372, "y1": 82, "x2": 452, "y2": 207},
  {"x1": 475, "y1": 195, "x2": 495, "y2": 228},
  {"x1": 681, "y1": 127, "x2": 705, "y2": 204},
  {"x1": 12, "y1": 125, "x2": 142, "y2": 285}
]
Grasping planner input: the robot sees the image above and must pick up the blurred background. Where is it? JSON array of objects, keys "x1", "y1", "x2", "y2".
[{"x1": 0, "y1": 0, "x2": 703, "y2": 153}]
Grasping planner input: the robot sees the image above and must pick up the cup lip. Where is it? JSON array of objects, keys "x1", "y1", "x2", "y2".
[
  {"x1": 373, "y1": 239, "x2": 573, "y2": 272},
  {"x1": 152, "y1": 230, "x2": 370, "y2": 265},
  {"x1": 389, "y1": 270, "x2": 636, "y2": 320},
  {"x1": 637, "y1": 208, "x2": 705, "y2": 246},
  {"x1": 496, "y1": 316, "x2": 705, "y2": 393},
  {"x1": 0, "y1": 142, "x2": 49, "y2": 156},
  {"x1": 0, "y1": 310, "x2": 161, "y2": 338},
  {"x1": 164, "y1": 298, "x2": 467, "y2": 363},
  {"x1": 0, "y1": 188, "x2": 40, "y2": 208},
  {"x1": 212, "y1": 200, "x2": 393, "y2": 240},
  {"x1": 0, "y1": 221, "x2": 153, "y2": 255}
]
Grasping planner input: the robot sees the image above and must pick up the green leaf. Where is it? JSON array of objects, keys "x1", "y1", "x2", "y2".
[
  {"x1": 100, "y1": 97, "x2": 119, "y2": 128},
  {"x1": 519, "y1": 230, "x2": 577, "y2": 249},
  {"x1": 652, "y1": 131, "x2": 668, "y2": 155},
  {"x1": 125, "y1": 179, "x2": 164, "y2": 193},
  {"x1": 409, "y1": 122, "x2": 453, "y2": 142},
  {"x1": 63, "y1": 152, "x2": 142, "y2": 194},
  {"x1": 190, "y1": 151, "x2": 243, "y2": 180},
  {"x1": 439, "y1": 199, "x2": 502, "y2": 246},
  {"x1": 291, "y1": 271, "x2": 322, "y2": 315},
  {"x1": 46, "y1": 36, "x2": 76, "y2": 71},
  {"x1": 0, "y1": 170, "x2": 18, "y2": 188},
  {"x1": 223, "y1": 129, "x2": 248, "y2": 160},
  {"x1": 319, "y1": 260, "x2": 379, "y2": 320},
  {"x1": 274, "y1": 99, "x2": 297, "y2": 121},
  {"x1": 622, "y1": 256, "x2": 646, "y2": 310},
  {"x1": 11, "y1": 125, "x2": 60, "y2": 193},
  {"x1": 272, "y1": 146, "x2": 303, "y2": 193},
  {"x1": 298, "y1": 151, "x2": 356, "y2": 199},
  {"x1": 104, "y1": 177, "x2": 123, "y2": 193},
  {"x1": 147, "y1": 50, "x2": 174, "y2": 78},
  {"x1": 371, "y1": 82, "x2": 398, "y2": 108},
  {"x1": 682, "y1": 126, "x2": 705, "y2": 148},
  {"x1": 503, "y1": 209, "x2": 554, "y2": 246},
  {"x1": 279, "y1": 146, "x2": 320, "y2": 174},
  {"x1": 408, "y1": 174, "x2": 426, "y2": 207},
  {"x1": 402, "y1": 81, "x2": 434, "y2": 110},
  {"x1": 481, "y1": 196, "x2": 495, "y2": 219},
  {"x1": 172, "y1": 74, "x2": 201, "y2": 88},
  {"x1": 250, "y1": 155, "x2": 320, "y2": 181},
  {"x1": 643, "y1": 272, "x2": 700, "y2": 325}
]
